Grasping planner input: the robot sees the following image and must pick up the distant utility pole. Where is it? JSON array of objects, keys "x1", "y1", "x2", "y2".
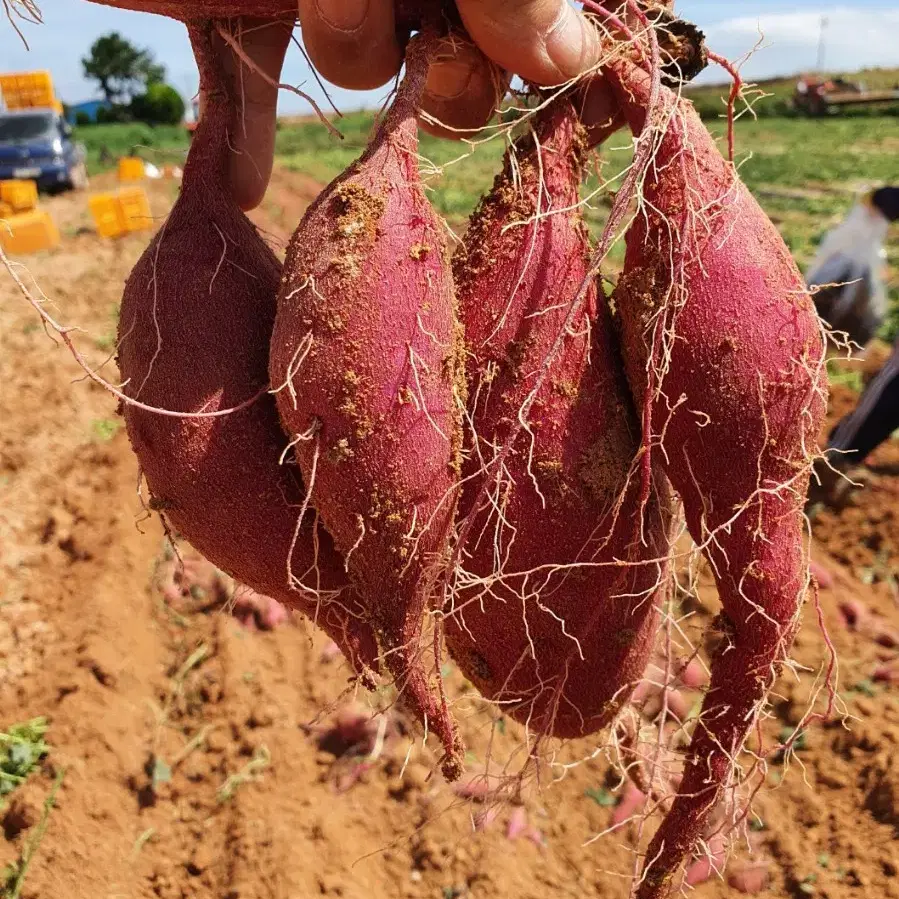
[
  {"x1": 816, "y1": 15, "x2": 829, "y2": 72},
  {"x1": 180, "y1": 72, "x2": 198, "y2": 120}
]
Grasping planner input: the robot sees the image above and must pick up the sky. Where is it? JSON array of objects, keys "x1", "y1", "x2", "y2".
[{"x1": 5, "y1": 2, "x2": 899, "y2": 114}]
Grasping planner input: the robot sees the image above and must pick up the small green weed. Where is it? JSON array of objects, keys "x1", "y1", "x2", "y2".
[
  {"x1": 0, "y1": 719, "x2": 49, "y2": 803},
  {"x1": 93, "y1": 332, "x2": 116, "y2": 352},
  {"x1": 1, "y1": 769, "x2": 65, "y2": 899},
  {"x1": 148, "y1": 643, "x2": 210, "y2": 739},
  {"x1": 90, "y1": 418, "x2": 122, "y2": 442},
  {"x1": 847, "y1": 679, "x2": 879, "y2": 698},
  {"x1": 584, "y1": 787, "x2": 617, "y2": 807},
  {"x1": 799, "y1": 871, "x2": 818, "y2": 894},
  {"x1": 150, "y1": 756, "x2": 171, "y2": 790},
  {"x1": 131, "y1": 828, "x2": 156, "y2": 860},
  {"x1": 826, "y1": 359, "x2": 864, "y2": 394},
  {"x1": 775, "y1": 727, "x2": 808, "y2": 762},
  {"x1": 217, "y1": 745, "x2": 271, "y2": 803}
]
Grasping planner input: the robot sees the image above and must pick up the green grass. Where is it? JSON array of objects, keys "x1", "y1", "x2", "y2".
[
  {"x1": 74, "y1": 122, "x2": 190, "y2": 175},
  {"x1": 275, "y1": 113, "x2": 507, "y2": 227},
  {"x1": 827, "y1": 359, "x2": 865, "y2": 394},
  {"x1": 714, "y1": 116, "x2": 899, "y2": 264},
  {"x1": 717, "y1": 116, "x2": 899, "y2": 340},
  {"x1": 78, "y1": 106, "x2": 899, "y2": 340}
]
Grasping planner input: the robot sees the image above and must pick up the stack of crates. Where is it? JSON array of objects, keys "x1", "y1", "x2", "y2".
[
  {"x1": 0, "y1": 179, "x2": 59, "y2": 256},
  {"x1": 88, "y1": 186, "x2": 153, "y2": 239},
  {"x1": 0, "y1": 70, "x2": 63, "y2": 113}
]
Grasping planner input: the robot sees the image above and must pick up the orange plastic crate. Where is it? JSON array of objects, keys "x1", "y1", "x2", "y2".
[
  {"x1": 0, "y1": 201, "x2": 12, "y2": 219},
  {"x1": 0, "y1": 179, "x2": 38, "y2": 213},
  {"x1": 89, "y1": 192, "x2": 126, "y2": 239},
  {"x1": 118, "y1": 157, "x2": 146, "y2": 182},
  {"x1": 0, "y1": 71, "x2": 56, "y2": 110},
  {"x1": 0, "y1": 210, "x2": 59, "y2": 255},
  {"x1": 117, "y1": 186, "x2": 153, "y2": 232},
  {"x1": 89, "y1": 188, "x2": 153, "y2": 238}
]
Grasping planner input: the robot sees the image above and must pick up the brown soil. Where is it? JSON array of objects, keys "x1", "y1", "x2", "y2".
[{"x1": 2, "y1": 171, "x2": 899, "y2": 899}]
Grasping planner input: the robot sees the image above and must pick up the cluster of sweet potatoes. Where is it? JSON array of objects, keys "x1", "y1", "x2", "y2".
[{"x1": 109, "y1": 4, "x2": 826, "y2": 897}]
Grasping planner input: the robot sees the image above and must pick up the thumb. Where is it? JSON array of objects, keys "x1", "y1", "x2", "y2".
[{"x1": 455, "y1": 0, "x2": 601, "y2": 85}]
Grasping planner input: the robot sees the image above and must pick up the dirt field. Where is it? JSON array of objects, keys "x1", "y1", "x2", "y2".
[{"x1": 1, "y1": 172, "x2": 898, "y2": 899}]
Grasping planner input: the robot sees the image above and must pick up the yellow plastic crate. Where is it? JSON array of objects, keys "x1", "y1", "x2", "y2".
[
  {"x1": 88, "y1": 192, "x2": 126, "y2": 239},
  {"x1": 0, "y1": 70, "x2": 56, "y2": 110},
  {"x1": 117, "y1": 186, "x2": 152, "y2": 232},
  {"x1": 0, "y1": 201, "x2": 12, "y2": 219},
  {"x1": 118, "y1": 157, "x2": 145, "y2": 182},
  {"x1": 0, "y1": 210, "x2": 59, "y2": 255},
  {"x1": 89, "y1": 188, "x2": 153, "y2": 239},
  {"x1": 0, "y1": 179, "x2": 38, "y2": 213}
]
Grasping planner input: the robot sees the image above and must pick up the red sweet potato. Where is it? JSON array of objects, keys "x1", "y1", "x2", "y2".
[
  {"x1": 269, "y1": 30, "x2": 465, "y2": 777},
  {"x1": 116, "y1": 22, "x2": 376, "y2": 677},
  {"x1": 86, "y1": 0, "x2": 296, "y2": 18},
  {"x1": 85, "y1": 0, "x2": 449, "y2": 28},
  {"x1": 599, "y1": 60, "x2": 827, "y2": 897},
  {"x1": 447, "y1": 97, "x2": 674, "y2": 738}
]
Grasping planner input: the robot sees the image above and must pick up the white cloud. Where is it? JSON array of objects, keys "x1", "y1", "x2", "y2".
[{"x1": 698, "y1": 6, "x2": 899, "y2": 81}]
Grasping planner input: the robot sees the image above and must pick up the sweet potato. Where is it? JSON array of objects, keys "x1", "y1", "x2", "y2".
[
  {"x1": 116, "y1": 22, "x2": 376, "y2": 677},
  {"x1": 84, "y1": 0, "x2": 448, "y2": 28},
  {"x1": 86, "y1": 0, "x2": 296, "y2": 18},
  {"x1": 269, "y1": 30, "x2": 465, "y2": 777},
  {"x1": 447, "y1": 97, "x2": 674, "y2": 738},
  {"x1": 600, "y1": 60, "x2": 827, "y2": 897}
]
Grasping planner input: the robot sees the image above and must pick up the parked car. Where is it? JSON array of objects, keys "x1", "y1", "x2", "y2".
[{"x1": 0, "y1": 108, "x2": 88, "y2": 192}]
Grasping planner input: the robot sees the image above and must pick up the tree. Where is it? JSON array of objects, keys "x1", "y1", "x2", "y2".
[
  {"x1": 82, "y1": 32, "x2": 166, "y2": 105},
  {"x1": 131, "y1": 83, "x2": 186, "y2": 126}
]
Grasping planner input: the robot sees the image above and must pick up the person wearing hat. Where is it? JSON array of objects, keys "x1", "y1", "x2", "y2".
[
  {"x1": 811, "y1": 188, "x2": 899, "y2": 507},
  {"x1": 808, "y1": 186, "x2": 899, "y2": 349}
]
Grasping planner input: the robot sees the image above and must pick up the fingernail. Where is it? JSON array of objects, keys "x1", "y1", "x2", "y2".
[
  {"x1": 314, "y1": 0, "x2": 369, "y2": 32},
  {"x1": 425, "y1": 57, "x2": 475, "y2": 101},
  {"x1": 545, "y1": 6, "x2": 598, "y2": 80}
]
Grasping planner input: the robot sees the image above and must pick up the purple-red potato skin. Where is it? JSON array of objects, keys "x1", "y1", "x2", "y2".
[
  {"x1": 117, "y1": 22, "x2": 376, "y2": 677},
  {"x1": 448, "y1": 98, "x2": 673, "y2": 739},
  {"x1": 269, "y1": 34, "x2": 465, "y2": 777},
  {"x1": 86, "y1": 0, "x2": 296, "y2": 17},
  {"x1": 85, "y1": 0, "x2": 438, "y2": 22},
  {"x1": 602, "y1": 61, "x2": 826, "y2": 897}
]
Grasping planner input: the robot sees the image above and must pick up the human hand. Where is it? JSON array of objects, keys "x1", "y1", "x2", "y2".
[{"x1": 212, "y1": 1, "x2": 607, "y2": 210}]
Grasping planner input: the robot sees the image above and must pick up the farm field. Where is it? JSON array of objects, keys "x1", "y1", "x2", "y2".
[
  {"x1": 1, "y1": 108, "x2": 898, "y2": 899},
  {"x1": 76, "y1": 108, "x2": 899, "y2": 335}
]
